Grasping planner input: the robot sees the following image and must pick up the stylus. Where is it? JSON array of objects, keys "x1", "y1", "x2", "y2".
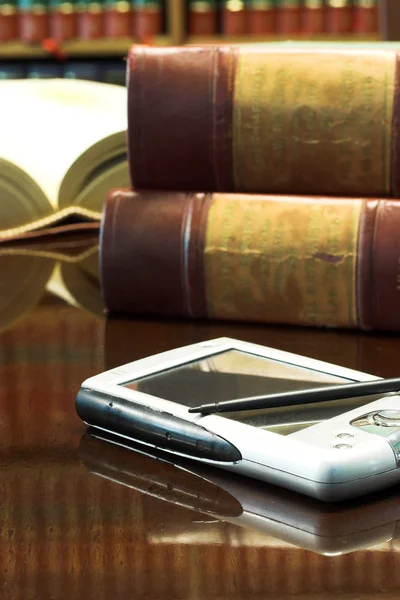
[{"x1": 188, "y1": 377, "x2": 400, "y2": 415}]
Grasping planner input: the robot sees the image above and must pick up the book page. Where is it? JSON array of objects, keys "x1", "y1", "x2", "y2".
[{"x1": 0, "y1": 78, "x2": 127, "y2": 209}]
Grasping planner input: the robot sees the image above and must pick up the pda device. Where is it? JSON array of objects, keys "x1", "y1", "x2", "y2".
[{"x1": 75, "y1": 337, "x2": 400, "y2": 501}]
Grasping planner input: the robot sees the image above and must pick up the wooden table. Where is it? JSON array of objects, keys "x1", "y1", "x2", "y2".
[{"x1": 1, "y1": 240, "x2": 400, "y2": 599}]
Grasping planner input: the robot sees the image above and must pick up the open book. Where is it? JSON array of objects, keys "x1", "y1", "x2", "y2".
[
  {"x1": 0, "y1": 78, "x2": 129, "y2": 242},
  {"x1": 0, "y1": 236, "x2": 103, "y2": 332}
]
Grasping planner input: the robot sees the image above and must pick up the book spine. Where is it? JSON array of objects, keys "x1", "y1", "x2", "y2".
[
  {"x1": 247, "y1": 0, "x2": 276, "y2": 35},
  {"x1": 353, "y1": 0, "x2": 378, "y2": 34},
  {"x1": 0, "y1": 62, "x2": 26, "y2": 77},
  {"x1": 127, "y1": 45, "x2": 399, "y2": 197},
  {"x1": 325, "y1": 0, "x2": 353, "y2": 33},
  {"x1": 76, "y1": 0, "x2": 104, "y2": 38},
  {"x1": 63, "y1": 60, "x2": 102, "y2": 79},
  {"x1": 221, "y1": 0, "x2": 247, "y2": 35},
  {"x1": 380, "y1": 0, "x2": 400, "y2": 41},
  {"x1": 101, "y1": 59, "x2": 126, "y2": 84},
  {"x1": 188, "y1": 0, "x2": 218, "y2": 36},
  {"x1": 0, "y1": 0, "x2": 19, "y2": 41},
  {"x1": 19, "y1": 0, "x2": 49, "y2": 42},
  {"x1": 49, "y1": 0, "x2": 77, "y2": 40},
  {"x1": 301, "y1": 0, "x2": 325, "y2": 34},
  {"x1": 133, "y1": 0, "x2": 162, "y2": 41},
  {"x1": 104, "y1": 0, "x2": 131, "y2": 37},
  {"x1": 101, "y1": 189, "x2": 400, "y2": 332},
  {"x1": 27, "y1": 61, "x2": 64, "y2": 76},
  {"x1": 276, "y1": 0, "x2": 301, "y2": 34}
]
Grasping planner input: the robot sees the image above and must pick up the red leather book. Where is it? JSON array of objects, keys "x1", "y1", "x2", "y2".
[
  {"x1": 301, "y1": 0, "x2": 325, "y2": 34},
  {"x1": 276, "y1": 0, "x2": 301, "y2": 35},
  {"x1": 221, "y1": 0, "x2": 247, "y2": 35},
  {"x1": 353, "y1": 0, "x2": 378, "y2": 35},
  {"x1": 77, "y1": 0, "x2": 104, "y2": 38},
  {"x1": 133, "y1": 0, "x2": 162, "y2": 41},
  {"x1": 101, "y1": 189, "x2": 400, "y2": 332},
  {"x1": 188, "y1": 0, "x2": 218, "y2": 36},
  {"x1": 49, "y1": 0, "x2": 77, "y2": 40},
  {"x1": 19, "y1": 0, "x2": 49, "y2": 42},
  {"x1": 247, "y1": 0, "x2": 276, "y2": 35},
  {"x1": 127, "y1": 44, "x2": 400, "y2": 198},
  {"x1": 104, "y1": 0, "x2": 131, "y2": 36},
  {"x1": 326, "y1": 0, "x2": 353, "y2": 33},
  {"x1": 0, "y1": 1, "x2": 19, "y2": 40}
]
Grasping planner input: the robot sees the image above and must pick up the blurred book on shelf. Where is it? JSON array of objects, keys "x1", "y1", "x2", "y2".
[
  {"x1": 0, "y1": 58, "x2": 126, "y2": 83},
  {"x1": 0, "y1": 78, "x2": 129, "y2": 243},
  {"x1": 185, "y1": 0, "x2": 380, "y2": 39},
  {"x1": 0, "y1": 0, "x2": 165, "y2": 44},
  {"x1": 0, "y1": 234, "x2": 102, "y2": 333},
  {"x1": 18, "y1": 0, "x2": 49, "y2": 42}
]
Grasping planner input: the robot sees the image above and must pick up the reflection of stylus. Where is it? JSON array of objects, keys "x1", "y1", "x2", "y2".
[{"x1": 188, "y1": 377, "x2": 400, "y2": 415}]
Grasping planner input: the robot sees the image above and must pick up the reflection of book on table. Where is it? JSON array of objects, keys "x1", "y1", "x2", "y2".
[
  {"x1": 0, "y1": 78, "x2": 129, "y2": 242},
  {"x1": 0, "y1": 237, "x2": 102, "y2": 332}
]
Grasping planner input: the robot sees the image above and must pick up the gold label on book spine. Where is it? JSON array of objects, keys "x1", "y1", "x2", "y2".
[
  {"x1": 304, "y1": 0, "x2": 324, "y2": 8},
  {"x1": 233, "y1": 50, "x2": 395, "y2": 197},
  {"x1": 204, "y1": 195, "x2": 361, "y2": 327},
  {"x1": 0, "y1": 4, "x2": 16, "y2": 15},
  {"x1": 58, "y1": 3, "x2": 75, "y2": 14},
  {"x1": 326, "y1": 0, "x2": 349, "y2": 7},
  {"x1": 248, "y1": 1, "x2": 274, "y2": 9},
  {"x1": 225, "y1": 0, "x2": 245, "y2": 12},
  {"x1": 279, "y1": 0, "x2": 301, "y2": 7},
  {"x1": 109, "y1": 1, "x2": 130, "y2": 12},
  {"x1": 354, "y1": 0, "x2": 377, "y2": 7},
  {"x1": 190, "y1": 1, "x2": 217, "y2": 12}
]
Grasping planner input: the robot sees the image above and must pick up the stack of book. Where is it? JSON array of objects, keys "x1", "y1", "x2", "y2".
[
  {"x1": 0, "y1": 0, "x2": 164, "y2": 42},
  {"x1": 3, "y1": 41, "x2": 400, "y2": 334},
  {"x1": 100, "y1": 41, "x2": 400, "y2": 334},
  {"x1": 187, "y1": 0, "x2": 379, "y2": 37}
]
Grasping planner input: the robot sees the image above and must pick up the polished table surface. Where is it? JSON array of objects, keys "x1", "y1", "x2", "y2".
[{"x1": 1, "y1": 239, "x2": 400, "y2": 599}]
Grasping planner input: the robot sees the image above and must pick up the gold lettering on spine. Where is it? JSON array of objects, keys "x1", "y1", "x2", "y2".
[
  {"x1": 204, "y1": 195, "x2": 361, "y2": 327},
  {"x1": 233, "y1": 49, "x2": 395, "y2": 196}
]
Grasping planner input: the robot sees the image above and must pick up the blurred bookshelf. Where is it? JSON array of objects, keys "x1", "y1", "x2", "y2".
[
  {"x1": 0, "y1": 36, "x2": 170, "y2": 59},
  {"x1": 0, "y1": 1, "x2": 392, "y2": 84}
]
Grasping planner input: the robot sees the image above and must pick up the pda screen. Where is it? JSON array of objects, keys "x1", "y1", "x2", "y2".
[{"x1": 121, "y1": 349, "x2": 358, "y2": 435}]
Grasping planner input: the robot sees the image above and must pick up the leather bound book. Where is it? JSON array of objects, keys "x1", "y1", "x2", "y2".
[
  {"x1": 221, "y1": 0, "x2": 247, "y2": 35},
  {"x1": 49, "y1": 0, "x2": 77, "y2": 40},
  {"x1": 301, "y1": 0, "x2": 325, "y2": 34},
  {"x1": 127, "y1": 43, "x2": 400, "y2": 197},
  {"x1": 188, "y1": 1, "x2": 218, "y2": 36},
  {"x1": 0, "y1": 0, "x2": 19, "y2": 41},
  {"x1": 325, "y1": 0, "x2": 353, "y2": 33},
  {"x1": 380, "y1": 0, "x2": 400, "y2": 41},
  {"x1": 76, "y1": 0, "x2": 104, "y2": 38},
  {"x1": 133, "y1": 0, "x2": 162, "y2": 41},
  {"x1": 18, "y1": 0, "x2": 49, "y2": 41},
  {"x1": 353, "y1": 0, "x2": 378, "y2": 35},
  {"x1": 103, "y1": 0, "x2": 131, "y2": 36},
  {"x1": 101, "y1": 189, "x2": 400, "y2": 332},
  {"x1": 247, "y1": 0, "x2": 276, "y2": 35},
  {"x1": 276, "y1": 0, "x2": 301, "y2": 34}
]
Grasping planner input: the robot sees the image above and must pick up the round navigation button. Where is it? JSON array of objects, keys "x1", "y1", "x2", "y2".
[
  {"x1": 334, "y1": 444, "x2": 353, "y2": 450},
  {"x1": 373, "y1": 410, "x2": 400, "y2": 427}
]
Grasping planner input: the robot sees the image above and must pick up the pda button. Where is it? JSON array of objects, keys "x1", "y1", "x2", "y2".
[{"x1": 373, "y1": 410, "x2": 400, "y2": 427}]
